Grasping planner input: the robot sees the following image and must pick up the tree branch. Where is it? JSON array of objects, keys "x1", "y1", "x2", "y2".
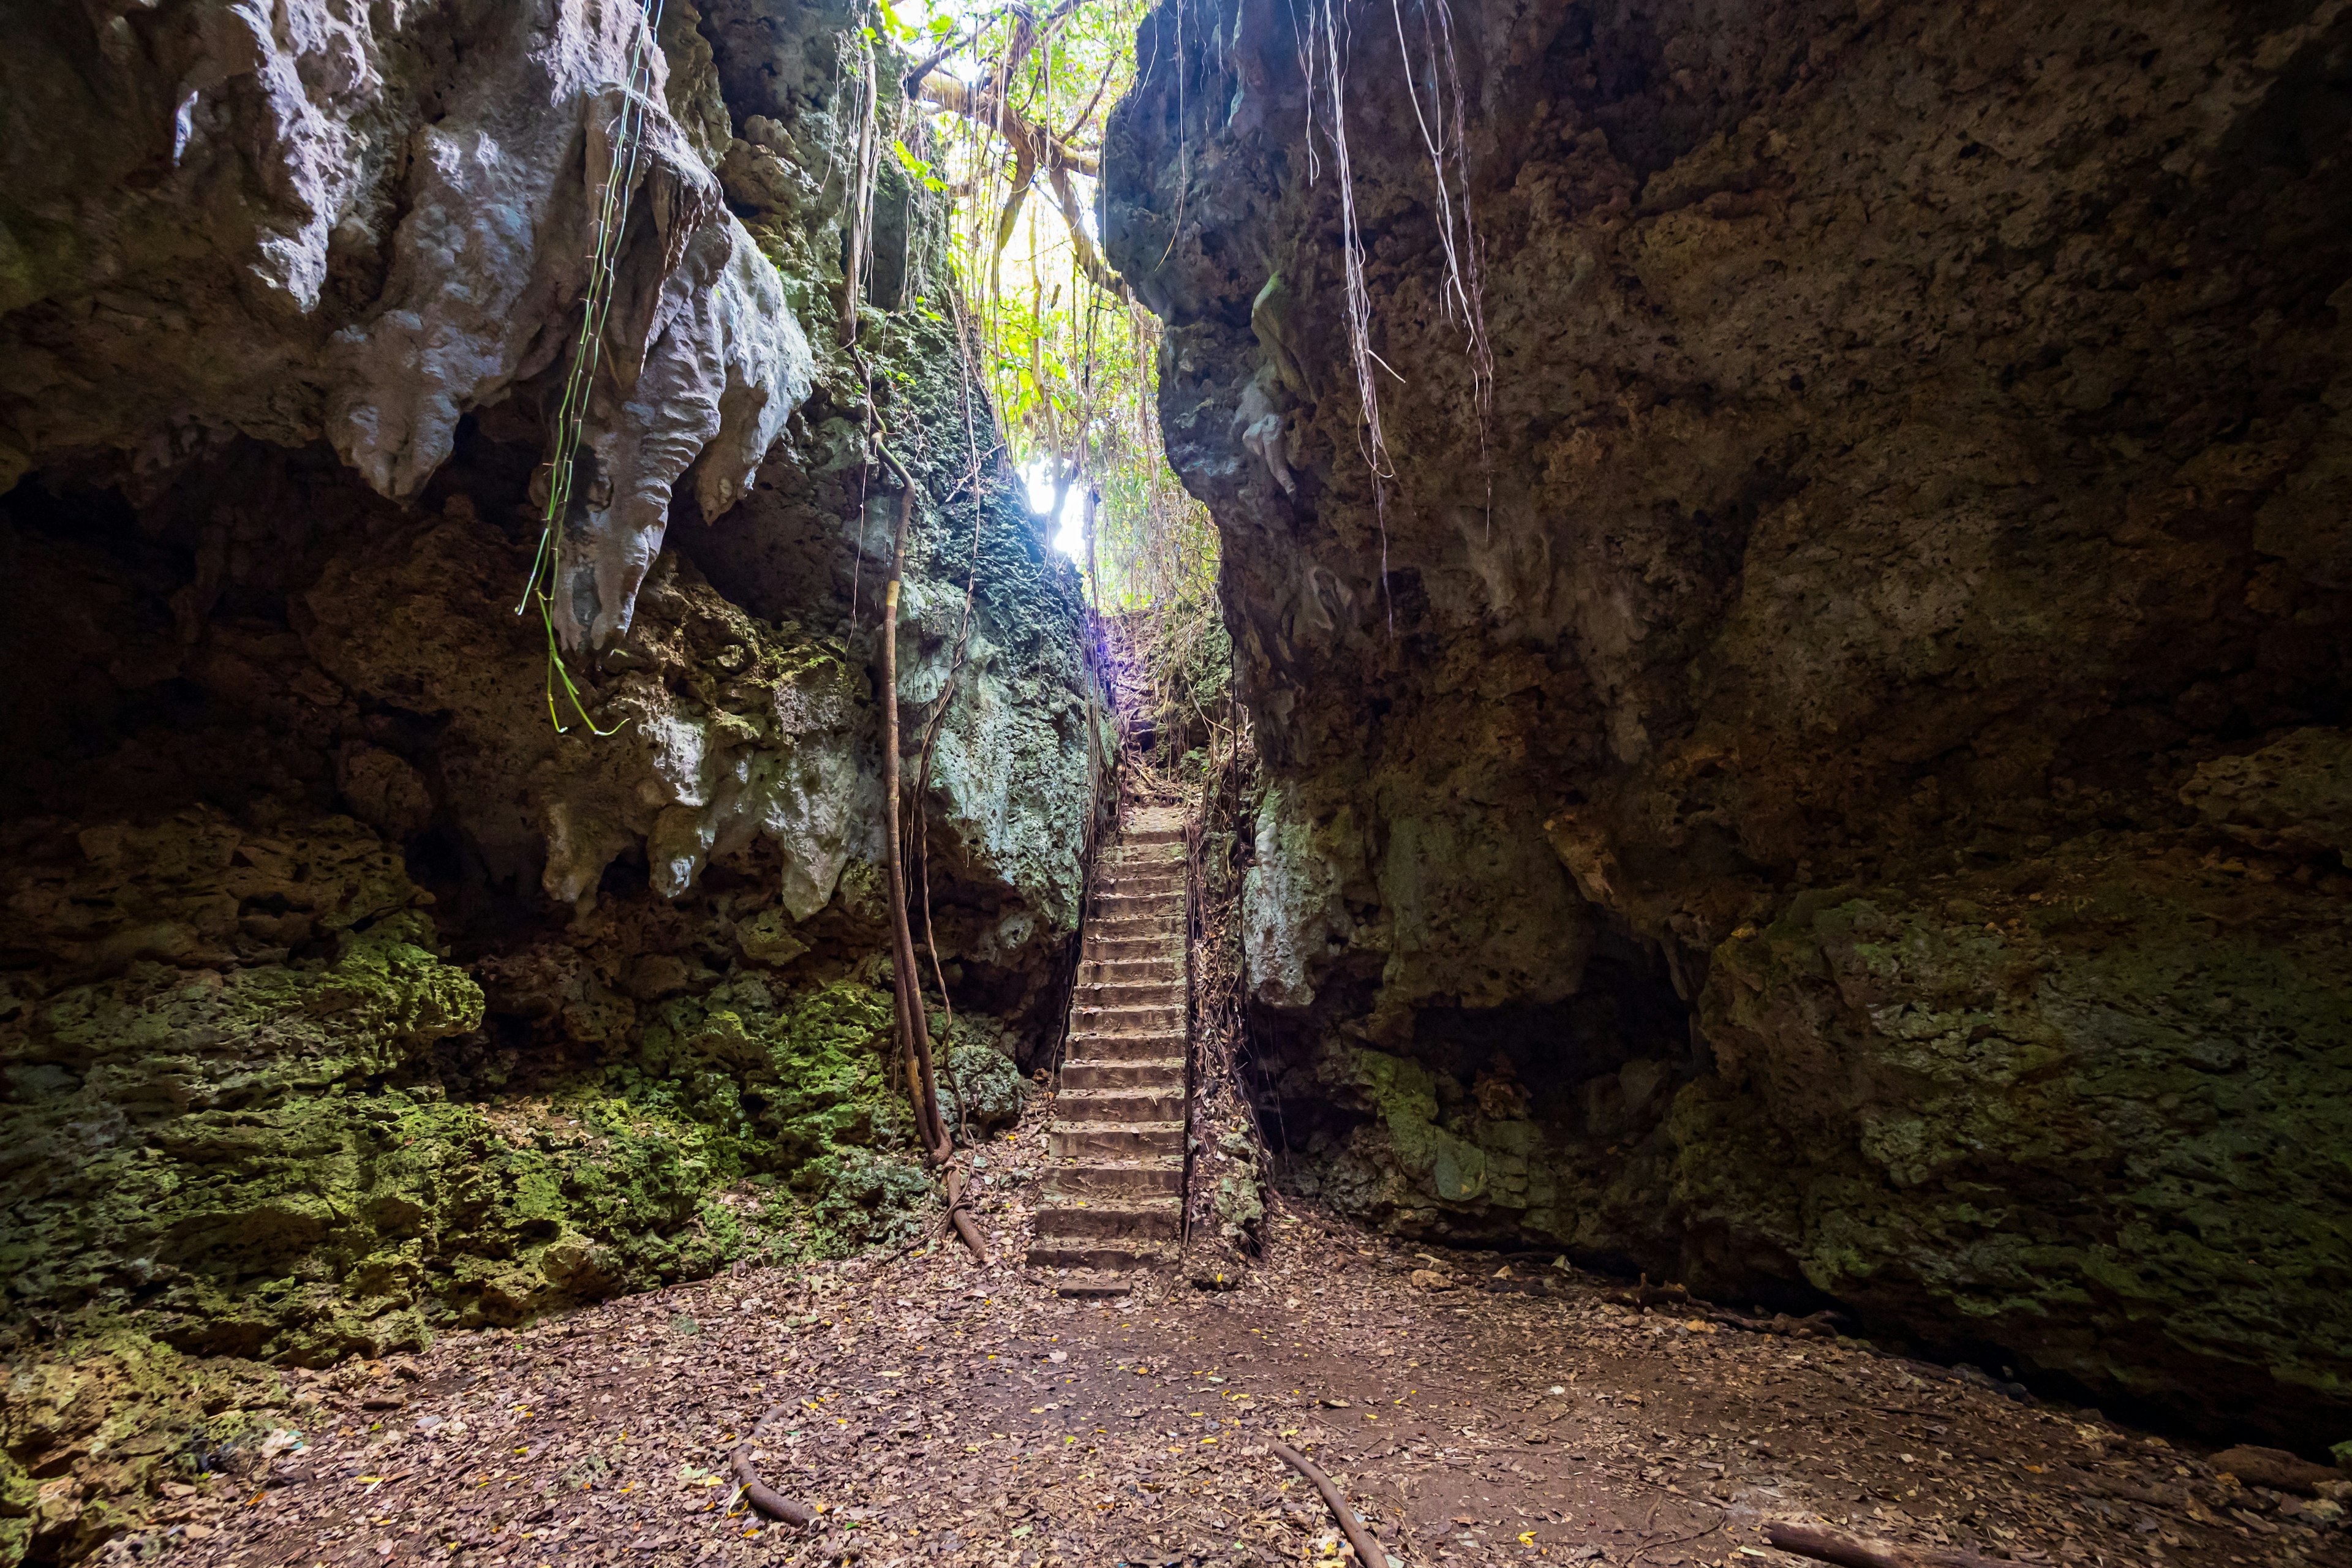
[
  {"x1": 915, "y1": 72, "x2": 1101, "y2": 177},
  {"x1": 1047, "y1": 159, "x2": 1126, "y2": 298}
]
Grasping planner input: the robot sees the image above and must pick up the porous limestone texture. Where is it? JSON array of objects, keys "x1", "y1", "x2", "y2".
[
  {"x1": 0, "y1": 808, "x2": 1031, "y2": 1362},
  {"x1": 1107, "y1": 0, "x2": 2352, "y2": 1436},
  {"x1": 0, "y1": 1, "x2": 1090, "y2": 1554},
  {"x1": 0, "y1": 1, "x2": 811, "y2": 653}
]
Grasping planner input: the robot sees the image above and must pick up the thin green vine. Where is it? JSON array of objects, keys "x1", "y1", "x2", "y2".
[{"x1": 513, "y1": 0, "x2": 669, "y2": 736}]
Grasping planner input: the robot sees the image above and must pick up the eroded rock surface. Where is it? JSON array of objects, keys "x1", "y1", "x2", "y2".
[
  {"x1": 1107, "y1": 0, "x2": 2352, "y2": 1436},
  {"x1": 0, "y1": 2, "x2": 1092, "y2": 1555}
]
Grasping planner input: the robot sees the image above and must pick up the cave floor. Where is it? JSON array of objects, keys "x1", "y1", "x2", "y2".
[{"x1": 172, "y1": 1101, "x2": 2342, "y2": 1568}]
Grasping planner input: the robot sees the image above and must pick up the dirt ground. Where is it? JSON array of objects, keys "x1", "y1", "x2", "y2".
[{"x1": 158, "y1": 1098, "x2": 2348, "y2": 1568}]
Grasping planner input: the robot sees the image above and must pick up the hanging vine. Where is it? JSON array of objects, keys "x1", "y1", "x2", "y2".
[{"x1": 513, "y1": 0, "x2": 671, "y2": 737}]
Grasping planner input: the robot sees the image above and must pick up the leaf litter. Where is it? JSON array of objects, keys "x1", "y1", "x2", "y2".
[{"x1": 157, "y1": 1096, "x2": 2348, "y2": 1567}]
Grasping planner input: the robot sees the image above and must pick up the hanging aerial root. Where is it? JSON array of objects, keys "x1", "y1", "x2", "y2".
[{"x1": 729, "y1": 1406, "x2": 816, "y2": 1527}]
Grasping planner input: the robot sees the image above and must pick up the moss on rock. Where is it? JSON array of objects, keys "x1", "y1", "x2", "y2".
[{"x1": 1, "y1": 814, "x2": 948, "y2": 1369}]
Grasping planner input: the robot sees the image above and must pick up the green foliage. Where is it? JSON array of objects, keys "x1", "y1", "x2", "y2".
[{"x1": 898, "y1": 0, "x2": 1218, "y2": 612}]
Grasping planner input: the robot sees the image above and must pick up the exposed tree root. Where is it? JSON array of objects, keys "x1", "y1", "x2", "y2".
[
  {"x1": 728, "y1": 1406, "x2": 816, "y2": 1528},
  {"x1": 944, "y1": 1166, "x2": 991, "y2": 1265},
  {"x1": 1766, "y1": 1521, "x2": 2013, "y2": 1568},
  {"x1": 1272, "y1": 1440, "x2": 1394, "y2": 1566}
]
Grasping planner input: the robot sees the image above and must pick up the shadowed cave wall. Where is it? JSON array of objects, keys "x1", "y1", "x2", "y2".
[
  {"x1": 1106, "y1": 0, "x2": 2352, "y2": 1442},
  {"x1": 0, "y1": 8, "x2": 1096, "y2": 1551}
]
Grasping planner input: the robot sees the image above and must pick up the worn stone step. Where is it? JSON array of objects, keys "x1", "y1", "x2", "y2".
[
  {"x1": 1120, "y1": 821, "x2": 1186, "y2": 844},
  {"x1": 1088, "y1": 914, "x2": 1185, "y2": 933},
  {"x1": 1090, "y1": 910, "x2": 1183, "y2": 933},
  {"x1": 1077, "y1": 962, "x2": 1183, "y2": 986},
  {"x1": 1049, "y1": 1121, "x2": 1184, "y2": 1159},
  {"x1": 1102, "y1": 844, "x2": 1184, "y2": 867},
  {"x1": 1079, "y1": 957, "x2": 1183, "y2": 986},
  {"x1": 1094, "y1": 893, "x2": 1184, "y2": 917},
  {"x1": 1066, "y1": 1029, "x2": 1186, "y2": 1061},
  {"x1": 1034, "y1": 1200, "x2": 1180, "y2": 1241},
  {"x1": 1087, "y1": 937, "x2": 1183, "y2": 965},
  {"x1": 1072, "y1": 1001, "x2": 1184, "y2": 1033},
  {"x1": 1058, "y1": 1087, "x2": 1185, "y2": 1123},
  {"x1": 1087, "y1": 930, "x2": 1185, "y2": 959},
  {"x1": 1025, "y1": 1242, "x2": 1176, "y2": 1271},
  {"x1": 1044, "y1": 1161, "x2": 1183, "y2": 1198},
  {"x1": 1075, "y1": 982, "x2": 1185, "y2": 1012},
  {"x1": 1061, "y1": 1058, "x2": 1183, "y2": 1091},
  {"x1": 1084, "y1": 928, "x2": 1184, "y2": 950},
  {"x1": 1087, "y1": 922, "x2": 1185, "y2": 949},
  {"x1": 1098, "y1": 872, "x2": 1184, "y2": 894}
]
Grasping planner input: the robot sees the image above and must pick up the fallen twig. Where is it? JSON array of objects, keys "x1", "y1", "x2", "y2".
[
  {"x1": 1706, "y1": 1307, "x2": 1843, "y2": 1340},
  {"x1": 1271, "y1": 1441, "x2": 1395, "y2": 1567},
  {"x1": 1631, "y1": 1519, "x2": 1722, "y2": 1565},
  {"x1": 729, "y1": 1406, "x2": 816, "y2": 1528},
  {"x1": 1765, "y1": 1520, "x2": 2013, "y2": 1568}
]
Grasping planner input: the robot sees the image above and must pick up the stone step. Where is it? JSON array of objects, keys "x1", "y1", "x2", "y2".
[
  {"x1": 1044, "y1": 1161, "x2": 1183, "y2": 1198},
  {"x1": 1102, "y1": 845, "x2": 1183, "y2": 867},
  {"x1": 1057, "y1": 1087, "x2": 1185, "y2": 1123},
  {"x1": 1087, "y1": 921, "x2": 1184, "y2": 945},
  {"x1": 1066, "y1": 1028, "x2": 1186, "y2": 1061},
  {"x1": 1074, "y1": 981, "x2": 1184, "y2": 1010},
  {"x1": 1062, "y1": 1058, "x2": 1184, "y2": 1091},
  {"x1": 1033, "y1": 1200, "x2": 1180, "y2": 1241},
  {"x1": 1025, "y1": 1242, "x2": 1177, "y2": 1271},
  {"x1": 1078, "y1": 956, "x2": 1183, "y2": 984},
  {"x1": 1098, "y1": 872, "x2": 1184, "y2": 895},
  {"x1": 1087, "y1": 921, "x2": 1185, "y2": 947},
  {"x1": 1120, "y1": 822, "x2": 1186, "y2": 845},
  {"x1": 1072, "y1": 1001, "x2": 1184, "y2": 1034},
  {"x1": 1049, "y1": 1121, "x2": 1184, "y2": 1159},
  {"x1": 1087, "y1": 936, "x2": 1182, "y2": 963},
  {"x1": 1084, "y1": 929, "x2": 1184, "y2": 951},
  {"x1": 1095, "y1": 894, "x2": 1184, "y2": 917}
]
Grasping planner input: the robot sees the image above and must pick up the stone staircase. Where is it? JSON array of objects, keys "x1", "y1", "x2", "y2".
[{"x1": 1027, "y1": 804, "x2": 1190, "y2": 1286}]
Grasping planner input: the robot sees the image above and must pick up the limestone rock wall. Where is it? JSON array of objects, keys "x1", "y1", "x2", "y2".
[
  {"x1": 0, "y1": 4, "x2": 1093, "y2": 1548},
  {"x1": 1106, "y1": 0, "x2": 2352, "y2": 1438}
]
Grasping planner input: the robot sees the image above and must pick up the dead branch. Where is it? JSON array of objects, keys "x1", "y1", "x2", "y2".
[
  {"x1": 1052, "y1": 54, "x2": 1118, "y2": 145},
  {"x1": 1271, "y1": 1442, "x2": 1394, "y2": 1567},
  {"x1": 729, "y1": 1406, "x2": 816, "y2": 1527},
  {"x1": 1706, "y1": 1307, "x2": 1843, "y2": 1339},
  {"x1": 1765, "y1": 1522, "x2": 2014, "y2": 1568}
]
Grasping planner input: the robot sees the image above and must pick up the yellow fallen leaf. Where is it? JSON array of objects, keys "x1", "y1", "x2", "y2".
[{"x1": 1521, "y1": 1532, "x2": 1537, "y2": 1546}]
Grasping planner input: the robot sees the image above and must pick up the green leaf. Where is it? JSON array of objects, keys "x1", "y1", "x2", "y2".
[{"x1": 891, "y1": 138, "x2": 931, "y2": 178}]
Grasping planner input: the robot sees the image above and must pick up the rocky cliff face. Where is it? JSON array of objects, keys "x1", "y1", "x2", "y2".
[
  {"x1": 1107, "y1": 0, "x2": 2352, "y2": 1439},
  {"x1": 0, "y1": 4, "x2": 1091, "y2": 1552}
]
